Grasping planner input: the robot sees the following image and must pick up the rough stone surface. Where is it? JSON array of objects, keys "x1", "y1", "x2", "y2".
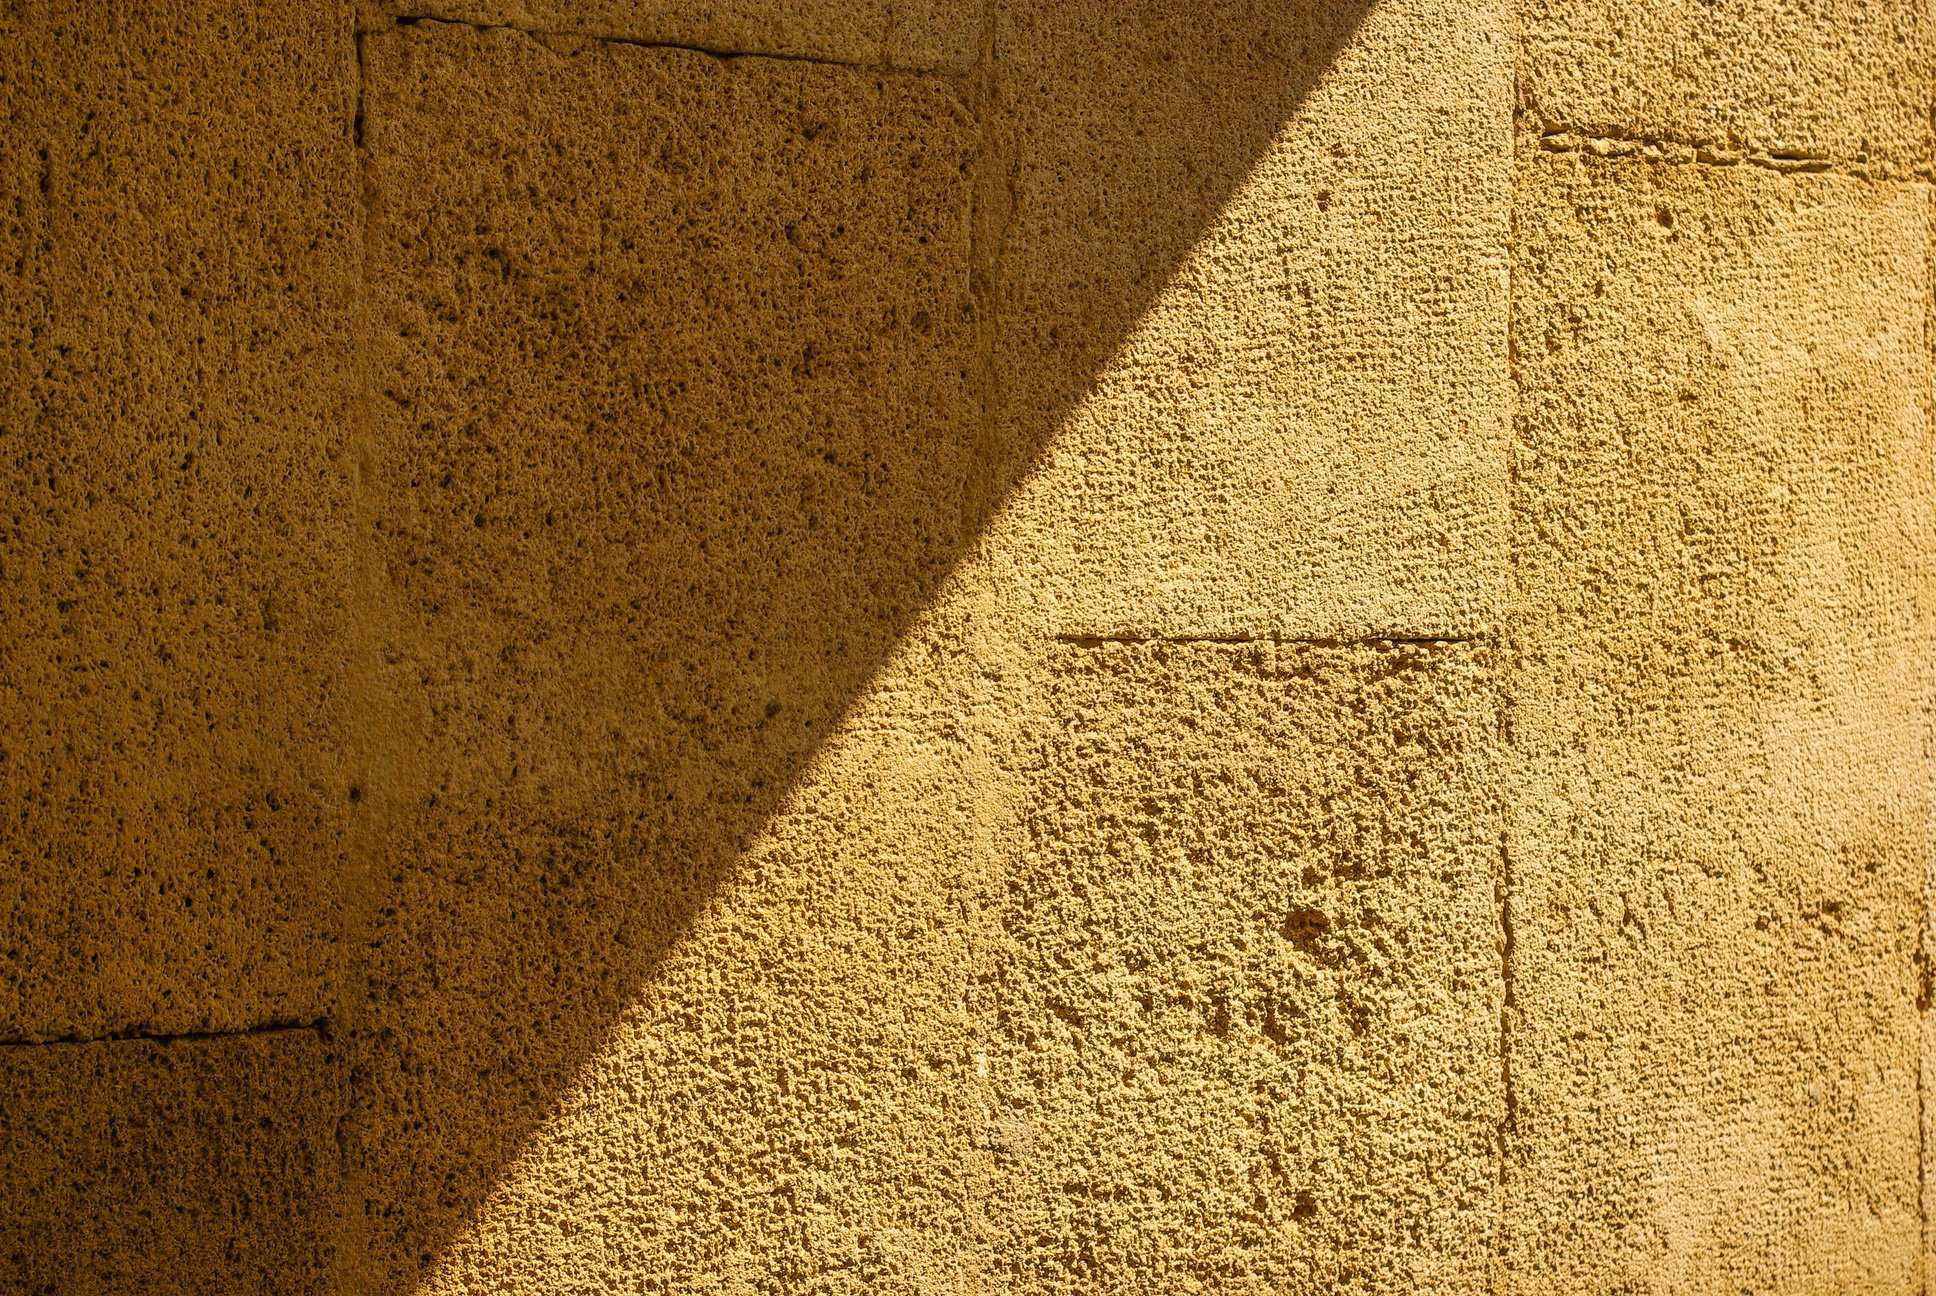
[
  {"x1": 348, "y1": 21, "x2": 979, "y2": 1291},
  {"x1": 1505, "y1": 150, "x2": 1932, "y2": 1292},
  {"x1": 1, "y1": 0, "x2": 1931, "y2": 1290},
  {"x1": 985, "y1": 0, "x2": 1511, "y2": 640},
  {"x1": 389, "y1": 0, "x2": 982, "y2": 73},
  {"x1": 0, "y1": 1029, "x2": 344, "y2": 1295},
  {"x1": 982, "y1": 639, "x2": 1503, "y2": 1294},
  {"x1": 1516, "y1": 0, "x2": 1934, "y2": 168},
  {"x1": 0, "y1": 0, "x2": 359, "y2": 1040},
  {"x1": 410, "y1": 618, "x2": 993, "y2": 1293}
]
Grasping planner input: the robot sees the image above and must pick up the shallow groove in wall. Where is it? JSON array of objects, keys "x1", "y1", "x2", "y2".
[
  {"x1": 1497, "y1": 98, "x2": 1526, "y2": 1269},
  {"x1": 1919, "y1": 157, "x2": 1935, "y2": 1296},
  {"x1": 1052, "y1": 633, "x2": 1490, "y2": 647},
  {"x1": 0, "y1": 1019, "x2": 328, "y2": 1049},
  {"x1": 390, "y1": 11, "x2": 975, "y2": 76},
  {"x1": 1538, "y1": 123, "x2": 1931, "y2": 181}
]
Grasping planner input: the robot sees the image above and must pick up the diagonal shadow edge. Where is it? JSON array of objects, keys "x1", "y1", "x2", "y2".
[{"x1": 335, "y1": 2, "x2": 1400, "y2": 1289}]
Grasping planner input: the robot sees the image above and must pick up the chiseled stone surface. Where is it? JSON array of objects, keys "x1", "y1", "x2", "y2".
[
  {"x1": 1505, "y1": 150, "x2": 1931, "y2": 1292},
  {"x1": 350, "y1": 21, "x2": 980, "y2": 1292},
  {"x1": 0, "y1": 0, "x2": 1929, "y2": 1290},
  {"x1": 388, "y1": 0, "x2": 982, "y2": 73},
  {"x1": 1517, "y1": 0, "x2": 1933, "y2": 169},
  {"x1": 0, "y1": 1029, "x2": 344, "y2": 1295},
  {"x1": 982, "y1": 640, "x2": 1504, "y2": 1293},
  {"x1": 410, "y1": 616, "x2": 996, "y2": 1294},
  {"x1": 983, "y1": 0, "x2": 1511, "y2": 641},
  {"x1": 0, "y1": 0, "x2": 360, "y2": 1040}
]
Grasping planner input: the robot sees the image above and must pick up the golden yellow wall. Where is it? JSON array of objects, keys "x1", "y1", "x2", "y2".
[{"x1": 0, "y1": 1, "x2": 1927, "y2": 1293}]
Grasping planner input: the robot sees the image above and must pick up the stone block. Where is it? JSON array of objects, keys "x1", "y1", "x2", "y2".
[
  {"x1": 1517, "y1": 0, "x2": 1932, "y2": 169},
  {"x1": 983, "y1": 639, "x2": 1504, "y2": 1293},
  {"x1": 0, "y1": 1028, "x2": 344, "y2": 1295},
  {"x1": 1505, "y1": 151, "x2": 1931, "y2": 1291},
  {"x1": 983, "y1": 0, "x2": 1511, "y2": 639},
  {"x1": 349, "y1": 21, "x2": 979, "y2": 1290},
  {"x1": 0, "y1": 0, "x2": 360, "y2": 1039}
]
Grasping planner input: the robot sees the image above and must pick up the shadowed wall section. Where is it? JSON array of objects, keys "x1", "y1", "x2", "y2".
[
  {"x1": 348, "y1": 21, "x2": 986, "y2": 1288},
  {"x1": 346, "y1": 1, "x2": 1510, "y2": 1289},
  {"x1": 0, "y1": 1, "x2": 1929, "y2": 1294},
  {"x1": 0, "y1": 1029, "x2": 344, "y2": 1293},
  {"x1": 1, "y1": 5, "x2": 358, "y2": 1291},
  {"x1": 0, "y1": 0, "x2": 359, "y2": 1045}
]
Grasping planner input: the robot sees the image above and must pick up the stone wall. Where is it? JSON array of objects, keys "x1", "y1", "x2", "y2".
[{"x1": 1, "y1": 1, "x2": 1928, "y2": 1292}]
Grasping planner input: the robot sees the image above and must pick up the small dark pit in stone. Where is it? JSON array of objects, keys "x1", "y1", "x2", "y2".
[{"x1": 1280, "y1": 905, "x2": 1329, "y2": 953}]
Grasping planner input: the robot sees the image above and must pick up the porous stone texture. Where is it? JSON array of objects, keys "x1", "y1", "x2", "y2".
[
  {"x1": 985, "y1": 0, "x2": 1511, "y2": 640},
  {"x1": 982, "y1": 639, "x2": 1503, "y2": 1293},
  {"x1": 348, "y1": 20, "x2": 980, "y2": 1290},
  {"x1": 2, "y1": 0, "x2": 1932, "y2": 1290},
  {"x1": 1516, "y1": 0, "x2": 1934, "y2": 169},
  {"x1": 410, "y1": 618, "x2": 994, "y2": 1293},
  {"x1": 1505, "y1": 149, "x2": 1932, "y2": 1292},
  {"x1": 0, "y1": 1028, "x2": 344, "y2": 1295},
  {"x1": 388, "y1": 0, "x2": 982, "y2": 73},
  {"x1": 0, "y1": 1, "x2": 359, "y2": 1040},
  {"x1": 960, "y1": 1, "x2": 1515, "y2": 1287}
]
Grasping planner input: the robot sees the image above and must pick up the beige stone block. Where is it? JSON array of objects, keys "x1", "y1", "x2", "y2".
[
  {"x1": 349, "y1": 21, "x2": 979, "y2": 1290},
  {"x1": 983, "y1": 0, "x2": 1511, "y2": 639},
  {"x1": 406, "y1": 622, "x2": 993, "y2": 1294},
  {"x1": 388, "y1": 1, "x2": 981, "y2": 73},
  {"x1": 1505, "y1": 152, "x2": 1932, "y2": 1291},
  {"x1": 0, "y1": 1028, "x2": 344, "y2": 1294},
  {"x1": 0, "y1": 1, "x2": 360, "y2": 1039},
  {"x1": 983, "y1": 640, "x2": 1503, "y2": 1292},
  {"x1": 1517, "y1": 0, "x2": 1933, "y2": 168}
]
